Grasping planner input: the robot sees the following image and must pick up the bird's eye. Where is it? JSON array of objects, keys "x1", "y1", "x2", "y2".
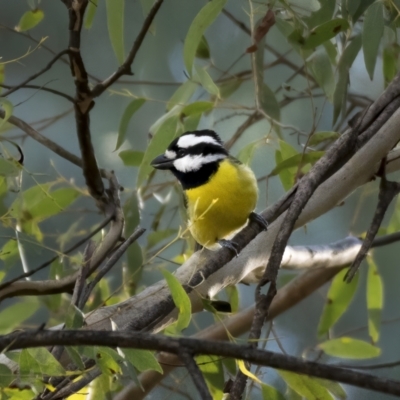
[{"x1": 177, "y1": 149, "x2": 186, "y2": 157}]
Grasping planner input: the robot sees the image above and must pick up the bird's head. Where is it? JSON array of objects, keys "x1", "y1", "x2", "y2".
[{"x1": 151, "y1": 130, "x2": 229, "y2": 189}]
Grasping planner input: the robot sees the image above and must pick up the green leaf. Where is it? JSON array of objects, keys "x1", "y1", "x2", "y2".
[
  {"x1": 261, "y1": 383, "x2": 286, "y2": 400},
  {"x1": 84, "y1": 0, "x2": 98, "y2": 29},
  {"x1": 383, "y1": 45, "x2": 400, "y2": 88},
  {"x1": 137, "y1": 115, "x2": 181, "y2": 186},
  {"x1": 19, "y1": 348, "x2": 42, "y2": 378},
  {"x1": 196, "y1": 35, "x2": 211, "y2": 59},
  {"x1": 289, "y1": 19, "x2": 349, "y2": 49},
  {"x1": 363, "y1": 2, "x2": 384, "y2": 80},
  {"x1": 119, "y1": 150, "x2": 144, "y2": 166},
  {"x1": 27, "y1": 348, "x2": 65, "y2": 376},
  {"x1": 0, "y1": 158, "x2": 20, "y2": 176},
  {"x1": 183, "y1": 0, "x2": 227, "y2": 74},
  {"x1": 351, "y1": 0, "x2": 376, "y2": 22},
  {"x1": 162, "y1": 269, "x2": 191, "y2": 333},
  {"x1": 17, "y1": 9, "x2": 44, "y2": 31},
  {"x1": 218, "y1": 79, "x2": 242, "y2": 99},
  {"x1": 115, "y1": 98, "x2": 146, "y2": 150},
  {"x1": 333, "y1": 35, "x2": 362, "y2": 123},
  {"x1": 167, "y1": 81, "x2": 198, "y2": 111},
  {"x1": 270, "y1": 151, "x2": 324, "y2": 177},
  {"x1": 237, "y1": 140, "x2": 260, "y2": 165},
  {"x1": 308, "y1": 49, "x2": 335, "y2": 101},
  {"x1": 65, "y1": 304, "x2": 84, "y2": 329},
  {"x1": 275, "y1": 141, "x2": 298, "y2": 191},
  {"x1": 253, "y1": 30, "x2": 280, "y2": 124},
  {"x1": 0, "y1": 364, "x2": 13, "y2": 387},
  {"x1": 278, "y1": 371, "x2": 333, "y2": 400},
  {"x1": 121, "y1": 348, "x2": 162, "y2": 373},
  {"x1": 319, "y1": 337, "x2": 381, "y2": 359},
  {"x1": 124, "y1": 241, "x2": 143, "y2": 295},
  {"x1": 184, "y1": 113, "x2": 202, "y2": 131},
  {"x1": 106, "y1": 0, "x2": 125, "y2": 65},
  {"x1": 181, "y1": 101, "x2": 214, "y2": 116},
  {"x1": 313, "y1": 378, "x2": 346, "y2": 400},
  {"x1": 305, "y1": 0, "x2": 336, "y2": 29},
  {"x1": 95, "y1": 347, "x2": 122, "y2": 376},
  {"x1": 0, "y1": 300, "x2": 39, "y2": 333},
  {"x1": 147, "y1": 229, "x2": 176, "y2": 249},
  {"x1": 194, "y1": 65, "x2": 219, "y2": 97},
  {"x1": 197, "y1": 355, "x2": 224, "y2": 400},
  {"x1": 367, "y1": 258, "x2": 383, "y2": 343},
  {"x1": 309, "y1": 131, "x2": 339, "y2": 146},
  {"x1": 0, "y1": 98, "x2": 13, "y2": 127},
  {"x1": 65, "y1": 346, "x2": 85, "y2": 370},
  {"x1": 317, "y1": 268, "x2": 359, "y2": 337},
  {"x1": 226, "y1": 285, "x2": 239, "y2": 313},
  {"x1": 28, "y1": 188, "x2": 80, "y2": 220}
]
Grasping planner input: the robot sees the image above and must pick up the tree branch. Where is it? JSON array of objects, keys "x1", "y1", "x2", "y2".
[
  {"x1": 1, "y1": 50, "x2": 70, "y2": 97},
  {"x1": 2, "y1": 330, "x2": 400, "y2": 397},
  {"x1": 90, "y1": 0, "x2": 165, "y2": 98}
]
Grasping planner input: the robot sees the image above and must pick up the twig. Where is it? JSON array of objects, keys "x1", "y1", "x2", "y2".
[
  {"x1": 230, "y1": 282, "x2": 277, "y2": 399},
  {"x1": 78, "y1": 227, "x2": 145, "y2": 308},
  {"x1": 0, "y1": 215, "x2": 113, "y2": 292},
  {"x1": 1, "y1": 50, "x2": 70, "y2": 97},
  {"x1": 345, "y1": 167, "x2": 400, "y2": 282},
  {"x1": 179, "y1": 351, "x2": 212, "y2": 400},
  {"x1": 90, "y1": 0, "x2": 165, "y2": 98},
  {"x1": 0, "y1": 83, "x2": 74, "y2": 103},
  {"x1": 3, "y1": 330, "x2": 400, "y2": 397}
]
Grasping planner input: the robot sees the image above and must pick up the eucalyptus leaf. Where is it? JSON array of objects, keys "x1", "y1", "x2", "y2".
[
  {"x1": 183, "y1": 0, "x2": 227, "y2": 74},
  {"x1": 106, "y1": 0, "x2": 125, "y2": 65},
  {"x1": 319, "y1": 337, "x2": 381, "y2": 359},
  {"x1": 17, "y1": 9, "x2": 44, "y2": 31},
  {"x1": 317, "y1": 268, "x2": 359, "y2": 337},
  {"x1": 363, "y1": 2, "x2": 384, "y2": 79},
  {"x1": 115, "y1": 98, "x2": 146, "y2": 150},
  {"x1": 367, "y1": 258, "x2": 383, "y2": 343}
]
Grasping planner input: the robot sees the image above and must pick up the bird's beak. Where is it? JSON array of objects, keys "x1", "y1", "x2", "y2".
[{"x1": 151, "y1": 154, "x2": 174, "y2": 170}]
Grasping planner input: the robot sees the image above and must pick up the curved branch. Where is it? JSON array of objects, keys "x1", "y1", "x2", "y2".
[{"x1": 2, "y1": 330, "x2": 400, "y2": 397}]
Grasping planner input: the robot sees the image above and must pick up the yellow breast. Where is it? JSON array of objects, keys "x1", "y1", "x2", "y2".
[{"x1": 185, "y1": 159, "x2": 258, "y2": 249}]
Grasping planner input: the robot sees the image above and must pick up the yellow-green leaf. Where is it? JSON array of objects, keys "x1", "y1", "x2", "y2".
[
  {"x1": 278, "y1": 371, "x2": 333, "y2": 400},
  {"x1": 17, "y1": 9, "x2": 44, "y2": 31},
  {"x1": 197, "y1": 355, "x2": 224, "y2": 400},
  {"x1": 167, "y1": 80, "x2": 198, "y2": 111},
  {"x1": 367, "y1": 258, "x2": 383, "y2": 343},
  {"x1": 162, "y1": 269, "x2": 191, "y2": 333},
  {"x1": 84, "y1": 0, "x2": 98, "y2": 29},
  {"x1": 115, "y1": 98, "x2": 146, "y2": 150},
  {"x1": 0, "y1": 98, "x2": 13, "y2": 127},
  {"x1": 363, "y1": 2, "x2": 384, "y2": 80},
  {"x1": 183, "y1": 0, "x2": 227, "y2": 74},
  {"x1": 27, "y1": 348, "x2": 66, "y2": 376},
  {"x1": 122, "y1": 348, "x2": 162, "y2": 373},
  {"x1": 181, "y1": 101, "x2": 214, "y2": 116},
  {"x1": 194, "y1": 65, "x2": 219, "y2": 97},
  {"x1": 261, "y1": 383, "x2": 286, "y2": 400},
  {"x1": 0, "y1": 300, "x2": 39, "y2": 334},
  {"x1": 137, "y1": 115, "x2": 181, "y2": 186},
  {"x1": 309, "y1": 131, "x2": 339, "y2": 146},
  {"x1": 319, "y1": 337, "x2": 381, "y2": 359},
  {"x1": 119, "y1": 150, "x2": 144, "y2": 167},
  {"x1": 317, "y1": 268, "x2": 359, "y2": 337},
  {"x1": 106, "y1": 0, "x2": 125, "y2": 65}
]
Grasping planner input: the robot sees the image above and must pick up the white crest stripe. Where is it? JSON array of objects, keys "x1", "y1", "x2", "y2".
[
  {"x1": 177, "y1": 134, "x2": 221, "y2": 149},
  {"x1": 165, "y1": 150, "x2": 176, "y2": 159},
  {"x1": 173, "y1": 154, "x2": 226, "y2": 172}
]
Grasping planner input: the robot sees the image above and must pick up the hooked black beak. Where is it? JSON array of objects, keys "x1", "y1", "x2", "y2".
[{"x1": 151, "y1": 154, "x2": 174, "y2": 170}]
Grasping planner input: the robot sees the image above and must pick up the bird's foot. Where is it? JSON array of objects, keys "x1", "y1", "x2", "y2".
[
  {"x1": 249, "y1": 211, "x2": 268, "y2": 231},
  {"x1": 218, "y1": 239, "x2": 239, "y2": 257}
]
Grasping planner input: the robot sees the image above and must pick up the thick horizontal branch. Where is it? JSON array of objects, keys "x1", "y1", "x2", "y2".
[{"x1": 2, "y1": 330, "x2": 400, "y2": 397}]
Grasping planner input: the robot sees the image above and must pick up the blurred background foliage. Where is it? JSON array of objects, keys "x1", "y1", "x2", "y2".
[{"x1": 1, "y1": 0, "x2": 400, "y2": 399}]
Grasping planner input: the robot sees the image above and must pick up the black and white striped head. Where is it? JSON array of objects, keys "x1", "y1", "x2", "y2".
[{"x1": 151, "y1": 130, "x2": 229, "y2": 189}]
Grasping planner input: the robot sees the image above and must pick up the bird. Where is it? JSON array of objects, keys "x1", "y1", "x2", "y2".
[{"x1": 150, "y1": 129, "x2": 267, "y2": 254}]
